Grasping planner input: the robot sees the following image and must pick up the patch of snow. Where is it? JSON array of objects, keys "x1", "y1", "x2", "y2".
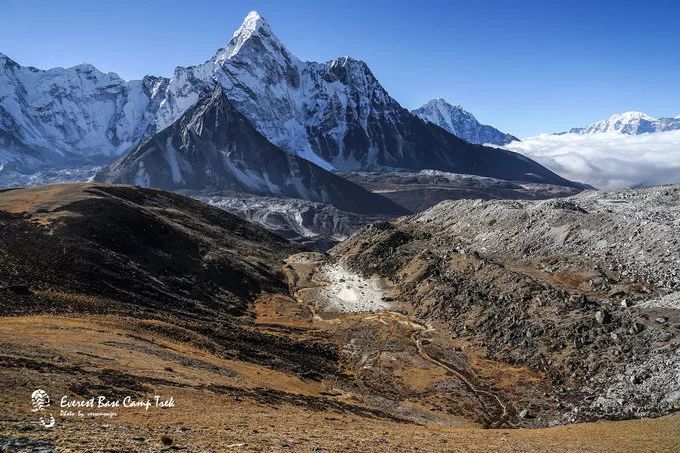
[
  {"x1": 638, "y1": 292, "x2": 680, "y2": 310},
  {"x1": 163, "y1": 137, "x2": 185, "y2": 184},
  {"x1": 321, "y1": 263, "x2": 391, "y2": 313},
  {"x1": 134, "y1": 162, "x2": 151, "y2": 187},
  {"x1": 293, "y1": 146, "x2": 334, "y2": 171}
]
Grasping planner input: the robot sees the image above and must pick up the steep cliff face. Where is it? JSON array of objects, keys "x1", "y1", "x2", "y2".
[{"x1": 96, "y1": 88, "x2": 408, "y2": 216}]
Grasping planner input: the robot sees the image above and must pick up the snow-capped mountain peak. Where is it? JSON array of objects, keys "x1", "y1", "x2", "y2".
[
  {"x1": 426, "y1": 98, "x2": 479, "y2": 123},
  {"x1": 226, "y1": 11, "x2": 268, "y2": 54},
  {"x1": 240, "y1": 10, "x2": 266, "y2": 31},
  {"x1": 330, "y1": 56, "x2": 368, "y2": 69},
  {"x1": 569, "y1": 111, "x2": 680, "y2": 135},
  {"x1": 1, "y1": 10, "x2": 576, "y2": 190},
  {"x1": 411, "y1": 98, "x2": 518, "y2": 146},
  {"x1": 610, "y1": 111, "x2": 655, "y2": 123},
  {"x1": 216, "y1": 10, "x2": 293, "y2": 63},
  {"x1": 628, "y1": 111, "x2": 653, "y2": 119}
]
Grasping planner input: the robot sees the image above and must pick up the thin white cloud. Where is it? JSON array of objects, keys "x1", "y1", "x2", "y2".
[{"x1": 504, "y1": 130, "x2": 680, "y2": 189}]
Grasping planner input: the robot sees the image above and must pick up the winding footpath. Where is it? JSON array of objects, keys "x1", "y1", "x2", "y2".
[
  {"x1": 285, "y1": 253, "x2": 511, "y2": 427},
  {"x1": 370, "y1": 310, "x2": 509, "y2": 427}
]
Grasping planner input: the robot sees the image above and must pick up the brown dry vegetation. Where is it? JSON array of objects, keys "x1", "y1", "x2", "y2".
[
  {"x1": 1, "y1": 184, "x2": 679, "y2": 452},
  {"x1": 1, "y1": 315, "x2": 679, "y2": 452}
]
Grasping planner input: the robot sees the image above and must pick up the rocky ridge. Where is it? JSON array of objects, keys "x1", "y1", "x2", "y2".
[
  {"x1": 332, "y1": 185, "x2": 680, "y2": 423},
  {"x1": 340, "y1": 170, "x2": 584, "y2": 212},
  {"x1": 95, "y1": 87, "x2": 407, "y2": 216},
  {"x1": 412, "y1": 99, "x2": 518, "y2": 146}
]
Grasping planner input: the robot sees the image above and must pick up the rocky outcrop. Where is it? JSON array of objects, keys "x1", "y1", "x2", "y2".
[{"x1": 332, "y1": 185, "x2": 680, "y2": 423}]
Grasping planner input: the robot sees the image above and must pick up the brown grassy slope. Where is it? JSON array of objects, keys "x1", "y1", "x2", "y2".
[
  {"x1": 0, "y1": 183, "x2": 297, "y2": 316},
  {"x1": 1, "y1": 183, "x2": 679, "y2": 452},
  {"x1": 1, "y1": 315, "x2": 678, "y2": 452},
  {"x1": 0, "y1": 184, "x2": 341, "y2": 380}
]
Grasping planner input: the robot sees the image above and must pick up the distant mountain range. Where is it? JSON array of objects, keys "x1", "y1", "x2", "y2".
[
  {"x1": 0, "y1": 11, "x2": 582, "y2": 201},
  {"x1": 0, "y1": 54, "x2": 164, "y2": 171},
  {"x1": 411, "y1": 99, "x2": 518, "y2": 146},
  {"x1": 564, "y1": 111, "x2": 680, "y2": 135}
]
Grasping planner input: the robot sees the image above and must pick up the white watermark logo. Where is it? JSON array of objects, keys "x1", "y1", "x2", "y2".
[
  {"x1": 31, "y1": 389, "x2": 56, "y2": 428},
  {"x1": 29, "y1": 389, "x2": 175, "y2": 428}
]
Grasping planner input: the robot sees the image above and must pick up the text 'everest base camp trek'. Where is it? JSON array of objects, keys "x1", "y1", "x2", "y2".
[{"x1": 1, "y1": 9, "x2": 679, "y2": 453}]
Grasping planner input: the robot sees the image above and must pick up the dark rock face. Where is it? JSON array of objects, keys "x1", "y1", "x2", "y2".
[
  {"x1": 295, "y1": 64, "x2": 578, "y2": 184},
  {"x1": 389, "y1": 121, "x2": 574, "y2": 186},
  {"x1": 96, "y1": 88, "x2": 408, "y2": 216}
]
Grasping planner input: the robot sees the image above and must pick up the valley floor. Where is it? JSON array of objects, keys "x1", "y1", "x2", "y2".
[{"x1": 2, "y1": 251, "x2": 679, "y2": 451}]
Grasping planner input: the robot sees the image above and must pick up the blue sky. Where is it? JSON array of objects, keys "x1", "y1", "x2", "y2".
[{"x1": 2, "y1": 0, "x2": 679, "y2": 137}]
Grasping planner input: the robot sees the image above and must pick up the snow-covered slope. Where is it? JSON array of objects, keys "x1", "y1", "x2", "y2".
[
  {"x1": 0, "y1": 52, "x2": 168, "y2": 172},
  {"x1": 144, "y1": 12, "x2": 577, "y2": 185},
  {"x1": 568, "y1": 111, "x2": 680, "y2": 135},
  {"x1": 162, "y1": 12, "x2": 542, "y2": 175},
  {"x1": 1, "y1": 10, "x2": 580, "y2": 188},
  {"x1": 411, "y1": 99, "x2": 518, "y2": 146},
  {"x1": 96, "y1": 87, "x2": 408, "y2": 216},
  {"x1": 150, "y1": 12, "x2": 425, "y2": 171}
]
